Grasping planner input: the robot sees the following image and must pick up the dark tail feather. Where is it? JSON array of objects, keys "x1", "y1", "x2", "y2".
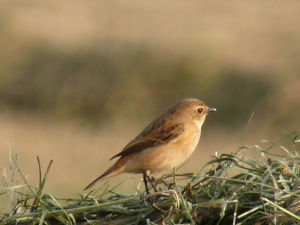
[
  {"x1": 83, "y1": 161, "x2": 125, "y2": 191},
  {"x1": 83, "y1": 172, "x2": 109, "y2": 191}
]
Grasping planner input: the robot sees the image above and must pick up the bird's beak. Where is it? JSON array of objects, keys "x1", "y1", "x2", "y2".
[{"x1": 208, "y1": 107, "x2": 217, "y2": 112}]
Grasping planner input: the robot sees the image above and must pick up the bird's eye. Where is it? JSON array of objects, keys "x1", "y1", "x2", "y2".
[{"x1": 197, "y1": 108, "x2": 203, "y2": 114}]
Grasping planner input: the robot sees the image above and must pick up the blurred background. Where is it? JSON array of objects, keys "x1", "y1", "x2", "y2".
[{"x1": 0, "y1": 0, "x2": 299, "y2": 209}]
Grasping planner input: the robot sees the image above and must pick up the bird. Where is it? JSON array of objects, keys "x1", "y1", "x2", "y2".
[{"x1": 84, "y1": 98, "x2": 216, "y2": 192}]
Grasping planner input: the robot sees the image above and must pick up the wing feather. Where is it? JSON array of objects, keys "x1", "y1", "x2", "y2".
[{"x1": 110, "y1": 119, "x2": 184, "y2": 160}]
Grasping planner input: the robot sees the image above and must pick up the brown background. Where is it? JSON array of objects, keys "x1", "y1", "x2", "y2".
[{"x1": 0, "y1": 0, "x2": 299, "y2": 210}]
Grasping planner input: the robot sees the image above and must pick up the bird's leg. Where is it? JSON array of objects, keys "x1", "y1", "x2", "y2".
[
  {"x1": 173, "y1": 167, "x2": 176, "y2": 184},
  {"x1": 143, "y1": 170, "x2": 158, "y2": 194},
  {"x1": 143, "y1": 172, "x2": 155, "y2": 205},
  {"x1": 146, "y1": 174, "x2": 158, "y2": 192},
  {"x1": 143, "y1": 172, "x2": 150, "y2": 195},
  {"x1": 143, "y1": 171, "x2": 160, "y2": 205}
]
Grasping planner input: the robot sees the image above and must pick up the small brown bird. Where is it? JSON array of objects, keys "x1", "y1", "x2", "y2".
[{"x1": 84, "y1": 98, "x2": 216, "y2": 192}]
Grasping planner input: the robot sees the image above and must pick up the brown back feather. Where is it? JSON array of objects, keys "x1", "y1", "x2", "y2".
[{"x1": 110, "y1": 117, "x2": 184, "y2": 160}]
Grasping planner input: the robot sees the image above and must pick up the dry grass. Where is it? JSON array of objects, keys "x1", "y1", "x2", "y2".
[
  {"x1": 0, "y1": 111, "x2": 239, "y2": 210},
  {"x1": 0, "y1": 110, "x2": 297, "y2": 211},
  {"x1": 0, "y1": 130, "x2": 299, "y2": 224},
  {"x1": 0, "y1": 1, "x2": 299, "y2": 223}
]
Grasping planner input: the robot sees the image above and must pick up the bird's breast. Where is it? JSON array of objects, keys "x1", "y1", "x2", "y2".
[{"x1": 122, "y1": 124, "x2": 201, "y2": 174}]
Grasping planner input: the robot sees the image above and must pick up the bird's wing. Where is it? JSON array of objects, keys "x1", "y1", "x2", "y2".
[{"x1": 110, "y1": 119, "x2": 184, "y2": 160}]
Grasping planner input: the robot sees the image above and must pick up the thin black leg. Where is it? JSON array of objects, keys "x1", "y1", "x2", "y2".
[
  {"x1": 143, "y1": 173, "x2": 150, "y2": 194},
  {"x1": 143, "y1": 173, "x2": 158, "y2": 193},
  {"x1": 147, "y1": 174, "x2": 158, "y2": 192}
]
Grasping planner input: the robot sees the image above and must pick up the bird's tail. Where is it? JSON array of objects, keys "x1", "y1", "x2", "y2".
[{"x1": 84, "y1": 159, "x2": 125, "y2": 191}]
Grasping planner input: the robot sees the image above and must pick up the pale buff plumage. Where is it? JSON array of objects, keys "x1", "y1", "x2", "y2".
[{"x1": 84, "y1": 98, "x2": 216, "y2": 191}]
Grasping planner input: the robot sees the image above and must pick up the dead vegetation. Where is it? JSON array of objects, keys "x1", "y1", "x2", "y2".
[{"x1": 1, "y1": 130, "x2": 299, "y2": 225}]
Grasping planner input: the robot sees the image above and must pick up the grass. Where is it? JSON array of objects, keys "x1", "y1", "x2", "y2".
[{"x1": 0, "y1": 130, "x2": 300, "y2": 225}]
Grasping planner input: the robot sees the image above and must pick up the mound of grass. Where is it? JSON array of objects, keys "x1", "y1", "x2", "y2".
[{"x1": 1, "y1": 130, "x2": 299, "y2": 225}]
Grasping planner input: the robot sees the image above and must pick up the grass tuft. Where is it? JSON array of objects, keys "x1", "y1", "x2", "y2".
[{"x1": 0, "y1": 130, "x2": 300, "y2": 225}]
